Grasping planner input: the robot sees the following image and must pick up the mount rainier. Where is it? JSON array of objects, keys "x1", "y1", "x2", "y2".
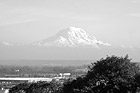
[
  {"x1": 0, "y1": 27, "x2": 140, "y2": 63},
  {"x1": 33, "y1": 27, "x2": 111, "y2": 48}
]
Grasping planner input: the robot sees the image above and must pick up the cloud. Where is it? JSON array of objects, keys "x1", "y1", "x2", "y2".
[
  {"x1": 129, "y1": 0, "x2": 140, "y2": 3},
  {"x1": 97, "y1": 41, "x2": 111, "y2": 46},
  {"x1": 0, "y1": 7, "x2": 44, "y2": 26},
  {"x1": 0, "y1": 3, "x2": 3, "y2": 6},
  {"x1": 71, "y1": 15, "x2": 99, "y2": 21},
  {"x1": 121, "y1": 45, "x2": 134, "y2": 49},
  {"x1": 1, "y1": 41, "x2": 13, "y2": 46},
  {"x1": 0, "y1": 18, "x2": 37, "y2": 26},
  {"x1": 0, "y1": 2, "x2": 4, "y2": 6},
  {"x1": 0, "y1": 3, "x2": 101, "y2": 26},
  {"x1": 129, "y1": 13, "x2": 140, "y2": 17},
  {"x1": 7, "y1": 19, "x2": 36, "y2": 25}
]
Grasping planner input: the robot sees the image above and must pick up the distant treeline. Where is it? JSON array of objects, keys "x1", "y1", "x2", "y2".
[{"x1": 0, "y1": 65, "x2": 88, "y2": 77}]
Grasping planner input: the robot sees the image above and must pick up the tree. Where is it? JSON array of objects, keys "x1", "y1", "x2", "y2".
[
  {"x1": 62, "y1": 55, "x2": 140, "y2": 93},
  {"x1": 9, "y1": 81, "x2": 63, "y2": 93},
  {"x1": 26, "y1": 81, "x2": 62, "y2": 93},
  {"x1": 62, "y1": 76, "x2": 88, "y2": 93},
  {"x1": 86, "y1": 55, "x2": 140, "y2": 93},
  {"x1": 9, "y1": 83, "x2": 31, "y2": 93},
  {"x1": 133, "y1": 72, "x2": 140, "y2": 92}
]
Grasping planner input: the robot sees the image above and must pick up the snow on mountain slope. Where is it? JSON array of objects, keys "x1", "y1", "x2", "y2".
[{"x1": 33, "y1": 27, "x2": 111, "y2": 48}]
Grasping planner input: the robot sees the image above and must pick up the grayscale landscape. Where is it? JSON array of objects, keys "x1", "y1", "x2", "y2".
[{"x1": 0, "y1": 0, "x2": 140, "y2": 93}]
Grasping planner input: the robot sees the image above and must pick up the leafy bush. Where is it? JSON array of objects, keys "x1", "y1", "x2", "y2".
[{"x1": 62, "y1": 55, "x2": 140, "y2": 93}]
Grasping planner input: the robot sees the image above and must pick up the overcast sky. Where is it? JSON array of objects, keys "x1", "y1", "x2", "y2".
[{"x1": 0, "y1": 0, "x2": 140, "y2": 48}]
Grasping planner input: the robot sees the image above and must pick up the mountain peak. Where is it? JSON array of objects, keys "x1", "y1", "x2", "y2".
[
  {"x1": 33, "y1": 27, "x2": 111, "y2": 47},
  {"x1": 55, "y1": 27, "x2": 85, "y2": 37},
  {"x1": 67, "y1": 27, "x2": 87, "y2": 34},
  {"x1": 69, "y1": 27, "x2": 83, "y2": 31}
]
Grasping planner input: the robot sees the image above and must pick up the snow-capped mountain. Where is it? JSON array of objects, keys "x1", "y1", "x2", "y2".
[{"x1": 33, "y1": 27, "x2": 111, "y2": 48}]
